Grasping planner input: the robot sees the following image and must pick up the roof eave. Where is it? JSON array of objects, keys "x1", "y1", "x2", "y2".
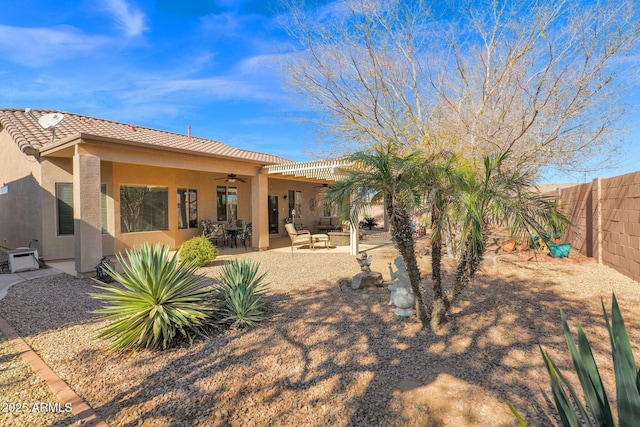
[{"x1": 38, "y1": 132, "x2": 279, "y2": 166}]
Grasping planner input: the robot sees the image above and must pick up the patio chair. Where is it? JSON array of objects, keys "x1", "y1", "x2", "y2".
[
  {"x1": 239, "y1": 222, "x2": 252, "y2": 249},
  {"x1": 285, "y1": 223, "x2": 312, "y2": 251},
  {"x1": 285, "y1": 223, "x2": 330, "y2": 251},
  {"x1": 202, "y1": 220, "x2": 227, "y2": 248}
]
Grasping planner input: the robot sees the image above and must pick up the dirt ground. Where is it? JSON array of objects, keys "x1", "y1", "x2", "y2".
[{"x1": 0, "y1": 239, "x2": 639, "y2": 426}]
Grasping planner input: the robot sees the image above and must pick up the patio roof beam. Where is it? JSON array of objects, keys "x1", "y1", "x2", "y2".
[{"x1": 266, "y1": 160, "x2": 353, "y2": 182}]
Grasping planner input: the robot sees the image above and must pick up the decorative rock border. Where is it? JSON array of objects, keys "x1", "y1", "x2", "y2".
[{"x1": 0, "y1": 316, "x2": 108, "y2": 426}]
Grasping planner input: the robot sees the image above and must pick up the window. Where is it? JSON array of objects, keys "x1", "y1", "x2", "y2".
[
  {"x1": 120, "y1": 185, "x2": 168, "y2": 233},
  {"x1": 56, "y1": 183, "x2": 74, "y2": 235},
  {"x1": 216, "y1": 186, "x2": 238, "y2": 223},
  {"x1": 288, "y1": 190, "x2": 302, "y2": 219},
  {"x1": 177, "y1": 188, "x2": 198, "y2": 229},
  {"x1": 227, "y1": 187, "x2": 238, "y2": 223},
  {"x1": 323, "y1": 203, "x2": 336, "y2": 218},
  {"x1": 101, "y1": 184, "x2": 108, "y2": 234},
  {"x1": 216, "y1": 186, "x2": 227, "y2": 222}
]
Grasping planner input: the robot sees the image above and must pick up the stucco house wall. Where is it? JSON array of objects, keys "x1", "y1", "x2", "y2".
[
  {"x1": 0, "y1": 129, "x2": 42, "y2": 252},
  {"x1": 267, "y1": 178, "x2": 332, "y2": 236},
  {"x1": 35, "y1": 159, "x2": 332, "y2": 261},
  {"x1": 40, "y1": 158, "x2": 74, "y2": 260}
]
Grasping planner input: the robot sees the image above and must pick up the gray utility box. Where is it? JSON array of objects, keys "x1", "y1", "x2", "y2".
[{"x1": 8, "y1": 248, "x2": 39, "y2": 273}]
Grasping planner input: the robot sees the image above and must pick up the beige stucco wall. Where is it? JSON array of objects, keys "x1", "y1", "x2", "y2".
[
  {"x1": 40, "y1": 158, "x2": 117, "y2": 261},
  {"x1": 110, "y1": 162, "x2": 256, "y2": 253},
  {"x1": 34, "y1": 139, "x2": 335, "y2": 260},
  {"x1": 40, "y1": 158, "x2": 74, "y2": 259},
  {"x1": 267, "y1": 178, "x2": 329, "y2": 236},
  {"x1": 0, "y1": 129, "x2": 43, "y2": 252},
  {"x1": 39, "y1": 155, "x2": 263, "y2": 260}
]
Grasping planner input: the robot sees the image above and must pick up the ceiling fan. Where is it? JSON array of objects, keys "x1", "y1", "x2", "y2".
[
  {"x1": 313, "y1": 183, "x2": 331, "y2": 189},
  {"x1": 215, "y1": 174, "x2": 246, "y2": 183}
]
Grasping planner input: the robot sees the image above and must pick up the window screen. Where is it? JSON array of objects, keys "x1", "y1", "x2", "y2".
[{"x1": 55, "y1": 183, "x2": 74, "y2": 235}]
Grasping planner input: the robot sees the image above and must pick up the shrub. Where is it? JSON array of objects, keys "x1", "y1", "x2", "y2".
[
  {"x1": 508, "y1": 293, "x2": 640, "y2": 426},
  {"x1": 362, "y1": 214, "x2": 378, "y2": 230},
  {"x1": 91, "y1": 243, "x2": 212, "y2": 351},
  {"x1": 210, "y1": 259, "x2": 269, "y2": 328},
  {"x1": 180, "y1": 236, "x2": 218, "y2": 267}
]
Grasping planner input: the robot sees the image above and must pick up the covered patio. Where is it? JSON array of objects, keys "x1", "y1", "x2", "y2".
[
  {"x1": 47, "y1": 230, "x2": 393, "y2": 277},
  {"x1": 0, "y1": 109, "x2": 365, "y2": 278}
]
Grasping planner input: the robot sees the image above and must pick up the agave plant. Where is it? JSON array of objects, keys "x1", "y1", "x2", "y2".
[
  {"x1": 210, "y1": 258, "x2": 269, "y2": 328},
  {"x1": 91, "y1": 243, "x2": 212, "y2": 351},
  {"x1": 509, "y1": 294, "x2": 640, "y2": 426}
]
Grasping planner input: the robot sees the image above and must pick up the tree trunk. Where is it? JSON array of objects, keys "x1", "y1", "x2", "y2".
[
  {"x1": 429, "y1": 203, "x2": 446, "y2": 330},
  {"x1": 385, "y1": 194, "x2": 429, "y2": 326},
  {"x1": 432, "y1": 227, "x2": 488, "y2": 327},
  {"x1": 430, "y1": 236, "x2": 447, "y2": 330}
]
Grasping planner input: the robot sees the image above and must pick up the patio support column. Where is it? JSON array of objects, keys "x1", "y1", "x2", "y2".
[
  {"x1": 73, "y1": 146, "x2": 102, "y2": 276},
  {"x1": 349, "y1": 190, "x2": 359, "y2": 255},
  {"x1": 349, "y1": 222, "x2": 359, "y2": 256},
  {"x1": 251, "y1": 172, "x2": 269, "y2": 250}
]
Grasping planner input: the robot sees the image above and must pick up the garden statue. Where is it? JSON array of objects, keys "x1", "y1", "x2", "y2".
[
  {"x1": 387, "y1": 257, "x2": 416, "y2": 316},
  {"x1": 350, "y1": 252, "x2": 383, "y2": 290},
  {"x1": 356, "y1": 252, "x2": 372, "y2": 272}
]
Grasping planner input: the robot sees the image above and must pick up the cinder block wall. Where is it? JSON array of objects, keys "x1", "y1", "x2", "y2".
[
  {"x1": 552, "y1": 171, "x2": 640, "y2": 282},
  {"x1": 557, "y1": 181, "x2": 594, "y2": 257}
]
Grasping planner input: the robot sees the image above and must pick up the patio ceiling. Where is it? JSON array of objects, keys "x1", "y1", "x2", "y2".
[{"x1": 266, "y1": 159, "x2": 353, "y2": 182}]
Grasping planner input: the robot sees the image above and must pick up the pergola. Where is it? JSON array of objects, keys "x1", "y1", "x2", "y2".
[{"x1": 265, "y1": 159, "x2": 361, "y2": 255}]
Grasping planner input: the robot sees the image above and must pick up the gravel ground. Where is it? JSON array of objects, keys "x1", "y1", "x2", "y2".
[{"x1": 1, "y1": 240, "x2": 639, "y2": 426}]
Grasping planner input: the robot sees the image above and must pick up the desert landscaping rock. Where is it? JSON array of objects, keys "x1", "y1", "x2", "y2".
[{"x1": 0, "y1": 242, "x2": 639, "y2": 426}]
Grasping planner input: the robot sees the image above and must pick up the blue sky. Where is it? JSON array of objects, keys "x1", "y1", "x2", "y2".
[
  {"x1": 1, "y1": 0, "x2": 638, "y2": 183},
  {"x1": 0, "y1": 0, "x2": 329, "y2": 161}
]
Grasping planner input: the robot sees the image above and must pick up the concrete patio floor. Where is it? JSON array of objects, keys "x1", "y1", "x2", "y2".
[{"x1": 33, "y1": 231, "x2": 394, "y2": 277}]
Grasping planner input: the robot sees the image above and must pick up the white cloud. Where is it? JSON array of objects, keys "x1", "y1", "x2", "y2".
[
  {"x1": 102, "y1": 0, "x2": 146, "y2": 37},
  {"x1": 121, "y1": 74, "x2": 281, "y2": 104},
  {"x1": 115, "y1": 52, "x2": 286, "y2": 105},
  {"x1": 200, "y1": 12, "x2": 251, "y2": 38},
  {"x1": 0, "y1": 25, "x2": 110, "y2": 67}
]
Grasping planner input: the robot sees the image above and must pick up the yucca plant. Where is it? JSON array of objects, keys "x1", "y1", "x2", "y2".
[
  {"x1": 91, "y1": 243, "x2": 212, "y2": 351},
  {"x1": 180, "y1": 236, "x2": 218, "y2": 267},
  {"x1": 210, "y1": 258, "x2": 269, "y2": 328},
  {"x1": 509, "y1": 294, "x2": 640, "y2": 426}
]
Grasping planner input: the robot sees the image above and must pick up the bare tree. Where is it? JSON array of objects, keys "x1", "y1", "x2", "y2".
[{"x1": 279, "y1": 0, "x2": 639, "y2": 176}]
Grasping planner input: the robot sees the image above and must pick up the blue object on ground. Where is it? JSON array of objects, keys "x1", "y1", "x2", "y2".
[{"x1": 548, "y1": 243, "x2": 571, "y2": 258}]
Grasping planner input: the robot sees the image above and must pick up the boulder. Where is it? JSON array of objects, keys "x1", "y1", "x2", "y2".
[
  {"x1": 336, "y1": 277, "x2": 352, "y2": 290},
  {"x1": 351, "y1": 271, "x2": 384, "y2": 290}
]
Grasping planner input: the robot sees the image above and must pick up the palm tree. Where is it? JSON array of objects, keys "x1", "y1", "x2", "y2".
[
  {"x1": 326, "y1": 146, "x2": 568, "y2": 330},
  {"x1": 423, "y1": 155, "x2": 472, "y2": 329},
  {"x1": 430, "y1": 152, "x2": 569, "y2": 327},
  {"x1": 324, "y1": 144, "x2": 431, "y2": 325}
]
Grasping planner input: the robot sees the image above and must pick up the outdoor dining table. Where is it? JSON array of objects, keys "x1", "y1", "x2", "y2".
[{"x1": 225, "y1": 226, "x2": 240, "y2": 248}]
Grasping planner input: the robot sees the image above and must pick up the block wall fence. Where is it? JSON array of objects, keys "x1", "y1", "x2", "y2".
[{"x1": 548, "y1": 171, "x2": 640, "y2": 283}]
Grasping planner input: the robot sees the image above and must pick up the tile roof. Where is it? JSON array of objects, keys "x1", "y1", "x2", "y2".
[{"x1": 0, "y1": 108, "x2": 290, "y2": 165}]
